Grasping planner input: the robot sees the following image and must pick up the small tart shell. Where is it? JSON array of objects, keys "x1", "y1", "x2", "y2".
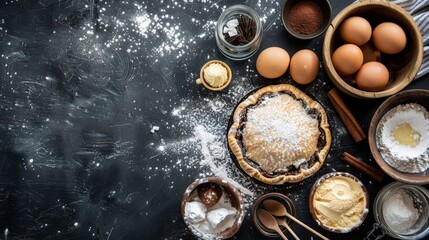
[{"x1": 228, "y1": 84, "x2": 331, "y2": 184}]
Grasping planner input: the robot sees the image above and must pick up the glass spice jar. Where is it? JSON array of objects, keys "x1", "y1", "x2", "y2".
[
  {"x1": 215, "y1": 5, "x2": 263, "y2": 61},
  {"x1": 366, "y1": 182, "x2": 429, "y2": 240}
]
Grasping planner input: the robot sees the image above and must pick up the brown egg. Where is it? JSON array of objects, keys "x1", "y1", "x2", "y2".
[
  {"x1": 332, "y1": 44, "x2": 363, "y2": 76},
  {"x1": 197, "y1": 182, "x2": 223, "y2": 208},
  {"x1": 356, "y1": 61, "x2": 389, "y2": 91},
  {"x1": 373, "y1": 22, "x2": 407, "y2": 54},
  {"x1": 290, "y1": 49, "x2": 319, "y2": 84},
  {"x1": 339, "y1": 16, "x2": 372, "y2": 46},
  {"x1": 256, "y1": 47, "x2": 290, "y2": 79}
]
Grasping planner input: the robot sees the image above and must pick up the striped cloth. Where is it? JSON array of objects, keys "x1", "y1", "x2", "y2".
[{"x1": 390, "y1": 0, "x2": 429, "y2": 79}]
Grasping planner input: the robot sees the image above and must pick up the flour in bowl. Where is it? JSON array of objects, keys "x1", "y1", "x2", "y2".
[{"x1": 376, "y1": 103, "x2": 429, "y2": 173}]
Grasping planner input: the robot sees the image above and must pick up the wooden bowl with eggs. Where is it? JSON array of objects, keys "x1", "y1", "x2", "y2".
[{"x1": 323, "y1": 0, "x2": 423, "y2": 99}]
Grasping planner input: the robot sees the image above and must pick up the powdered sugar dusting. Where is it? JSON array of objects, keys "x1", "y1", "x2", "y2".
[
  {"x1": 194, "y1": 124, "x2": 254, "y2": 197},
  {"x1": 153, "y1": 79, "x2": 268, "y2": 207},
  {"x1": 134, "y1": 14, "x2": 151, "y2": 38},
  {"x1": 244, "y1": 93, "x2": 319, "y2": 173}
]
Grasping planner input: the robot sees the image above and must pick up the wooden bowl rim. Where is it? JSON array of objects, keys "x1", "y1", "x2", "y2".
[
  {"x1": 323, "y1": 0, "x2": 423, "y2": 99},
  {"x1": 368, "y1": 89, "x2": 429, "y2": 184}
]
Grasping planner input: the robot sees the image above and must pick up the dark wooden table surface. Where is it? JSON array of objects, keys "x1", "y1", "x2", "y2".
[{"x1": 0, "y1": 0, "x2": 427, "y2": 239}]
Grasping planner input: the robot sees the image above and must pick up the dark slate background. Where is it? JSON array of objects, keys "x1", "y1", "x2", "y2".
[{"x1": 0, "y1": 0, "x2": 427, "y2": 239}]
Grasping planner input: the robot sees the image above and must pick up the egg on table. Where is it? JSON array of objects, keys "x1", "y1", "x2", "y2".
[
  {"x1": 332, "y1": 44, "x2": 363, "y2": 76},
  {"x1": 256, "y1": 47, "x2": 290, "y2": 79},
  {"x1": 339, "y1": 16, "x2": 372, "y2": 46},
  {"x1": 356, "y1": 61, "x2": 389, "y2": 91},
  {"x1": 373, "y1": 22, "x2": 407, "y2": 54},
  {"x1": 290, "y1": 49, "x2": 319, "y2": 84}
]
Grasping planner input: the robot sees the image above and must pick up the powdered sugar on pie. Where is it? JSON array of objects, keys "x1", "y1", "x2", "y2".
[{"x1": 243, "y1": 94, "x2": 319, "y2": 173}]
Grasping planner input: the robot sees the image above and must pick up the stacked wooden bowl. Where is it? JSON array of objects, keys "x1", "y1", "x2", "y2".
[{"x1": 323, "y1": 0, "x2": 423, "y2": 99}]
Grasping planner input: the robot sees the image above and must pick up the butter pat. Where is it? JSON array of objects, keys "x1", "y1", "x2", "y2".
[
  {"x1": 185, "y1": 201, "x2": 207, "y2": 224},
  {"x1": 203, "y1": 63, "x2": 228, "y2": 88},
  {"x1": 207, "y1": 207, "x2": 237, "y2": 229}
]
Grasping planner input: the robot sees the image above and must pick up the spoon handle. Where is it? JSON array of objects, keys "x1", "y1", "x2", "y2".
[
  {"x1": 276, "y1": 228, "x2": 288, "y2": 240},
  {"x1": 279, "y1": 221, "x2": 300, "y2": 240},
  {"x1": 284, "y1": 212, "x2": 329, "y2": 240}
]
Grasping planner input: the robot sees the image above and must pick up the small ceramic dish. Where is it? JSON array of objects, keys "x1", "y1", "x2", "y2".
[
  {"x1": 368, "y1": 89, "x2": 429, "y2": 184},
  {"x1": 252, "y1": 192, "x2": 296, "y2": 237},
  {"x1": 195, "y1": 60, "x2": 232, "y2": 91},
  {"x1": 309, "y1": 172, "x2": 369, "y2": 233},
  {"x1": 281, "y1": 0, "x2": 332, "y2": 40},
  {"x1": 181, "y1": 177, "x2": 245, "y2": 239}
]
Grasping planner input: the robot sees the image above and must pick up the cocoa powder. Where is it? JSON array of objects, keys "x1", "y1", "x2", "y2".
[{"x1": 288, "y1": 1, "x2": 323, "y2": 35}]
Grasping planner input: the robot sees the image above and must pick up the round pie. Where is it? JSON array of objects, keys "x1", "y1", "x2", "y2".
[{"x1": 228, "y1": 84, "x2": 331, "y2": 184}]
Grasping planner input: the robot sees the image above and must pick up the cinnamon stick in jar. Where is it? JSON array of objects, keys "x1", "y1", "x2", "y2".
[{"x1": 327, "y1": 88, "x2": 366, "y2": 143}]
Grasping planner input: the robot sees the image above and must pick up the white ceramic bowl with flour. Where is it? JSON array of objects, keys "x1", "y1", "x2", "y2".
[
  {"x1": 370, "y1": 182, "x2": 429, "y2": 239},
  {"x1": 369, "y1": 89, "x2": 429, "y2": 184}
]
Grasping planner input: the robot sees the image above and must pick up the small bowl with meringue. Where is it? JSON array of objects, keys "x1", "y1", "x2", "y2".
[{"x1": 181, "y1": 177, "x2": 245, "y2": 239}]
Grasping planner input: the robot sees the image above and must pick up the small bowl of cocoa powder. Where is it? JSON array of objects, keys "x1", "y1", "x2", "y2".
[{"x1": 282, "y1": 0, "x2": 332, "y2": 40}]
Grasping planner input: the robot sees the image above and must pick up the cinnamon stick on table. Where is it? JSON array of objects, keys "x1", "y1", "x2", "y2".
[
  {"x1": 342, "y1": 152, "x2": 385, "y2": 182},
  {"x1": 327, "y1": 88, "x2": 366, "y2": 143}
]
